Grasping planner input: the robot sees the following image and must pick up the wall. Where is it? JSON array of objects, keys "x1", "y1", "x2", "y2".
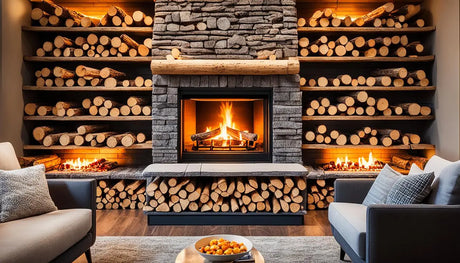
[
  {"x1": 426, "y1": 0, "x2": 460, "y2": 161},
  {"x1": 0, "y1": 0, "x2": 30, "y2": 156}
]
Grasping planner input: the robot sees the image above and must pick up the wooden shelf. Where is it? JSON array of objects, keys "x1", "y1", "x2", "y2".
[
  {"x1": 302, "y1": 144, "x2": 435, "y2": 150},
  {"x1": 24, "y1": 116, "x2": 152, "y2": 121},
  {"x1": 297, "y1": 56, "x2": 435, "y2": 63},
  {"x1": 302, "y1": 115, "x2": 435, "y2": 121},
  {"x1": 23, "y1": 86, "x2": 152, "y2": 91},
  {"x1": 22, "y1": 26, "x2": 153, "y2": 34},
  {"x1": 298, "y1": 26, "x2": 436, "y2": 33},
  {"x1": 24, "y1": 143, "x2": 152, "y2": 150},
  {"x1": 300, "y1": 86, "x2": 436, "y2": 91},
  {"x1": 24, "y1": 56, "x2": 152, "y2": 63}
]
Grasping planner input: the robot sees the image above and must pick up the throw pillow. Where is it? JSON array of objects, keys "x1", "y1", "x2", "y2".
[
  {"x1": 0, "y1": 165, "x2": 57, "y2": 223},
  {"x1": 432, "y1": 161, "x2": 460, "y2": 205},
  {"x1": 386, "y1": 172, "x2": 435, "y2": 204},
  {"x1": 363, "y1": 164, "x2": 401, "y2": 206}
]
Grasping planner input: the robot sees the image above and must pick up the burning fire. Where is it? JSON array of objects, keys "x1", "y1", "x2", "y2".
[
  {"x1": 205, "y1": 102, "x2": 243, "y2": 145},
  {"x1": 58, "y1": 158, "x2": 118, "y2": 172},
  {"x1": 325, "y1": 152, "x2": 384, "y2": 171}
]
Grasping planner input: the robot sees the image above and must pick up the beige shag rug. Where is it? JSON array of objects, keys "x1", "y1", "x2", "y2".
[{"x1": 91, "y1": 236, "x2": 342, "y2": 263}]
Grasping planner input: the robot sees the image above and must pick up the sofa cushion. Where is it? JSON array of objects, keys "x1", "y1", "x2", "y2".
[
  {"x1": 431, "y1": 161, "x2": 460, "y2": 205},
  {"x1": 424, "y1": 155, "x2": 453, "y2": 181},
  {"x1": 0, "y1": 165, "x2": 57, "y2": 223},
  {"x1": 0, "y1": 142, "x2": 21, "y2": 170},
  {"x1": 409, "y1": 163, "x2": 423, "y2": 174},
  {"x1": 363, "y1": 164, "x2": 401, "y2": 206},
  {"x1": 328, "y1": 202, "x2": 367, "y2": 259},
  {"x1": 386, "y1": 172, "x2": 435, "y2": 204},
  {"x1": 0, "y1": 209, "x2": 91, "y2": 263}
]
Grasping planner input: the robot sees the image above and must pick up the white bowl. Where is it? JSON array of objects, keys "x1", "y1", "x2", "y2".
[{"x1": 195, "y1": 234, "x2": 253, "y2": 262}]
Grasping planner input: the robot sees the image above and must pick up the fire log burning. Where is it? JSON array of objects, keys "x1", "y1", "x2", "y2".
[
  {"x1": 58, "y1": 158, "x2": 118, "y2": 172},
  {"x1": 323, "y1": 152, "x2": 385, "y2": 171}
]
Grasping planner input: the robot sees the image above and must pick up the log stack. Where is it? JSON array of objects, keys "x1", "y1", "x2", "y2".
[
  {"x1": 18, "y1": 154, "x2": 61, "y2": 171},
  {"x1": 33, "y1": 66, "x2": 151, "y2": 88},
  {"x1": 298, "y1": 4, "x2": 425, "y2": 29},
  {"x1": 32, "y1": 125, "x2": 150, "y2": 148},
  {"x1": 96, "y1": 180, "x2": 146, "y2": 210},
  {"x1": 35, "y1": 35, "x2": 152, "y2": 58},
  {"x1": 144, "y1": 176, "x2": 307, "y2": 214},
  {"x1": 307, "y1": 179, "x2": 334, "y2": 210},
  {"x1": 305, "y1": 125, "x2": 422, "y2": 147},
  {"x1": 300, "y1": 68, "x2": 430, "y2": 88},
  {"x1": 305, "y1": 91, "x2": 432, "y2": 117},
  {"x1": 298, "y1": 35, "x2": 425, "y2": 58},
  {"x1": 31, "y1": 1, "x2": 152, "y2": 28}
]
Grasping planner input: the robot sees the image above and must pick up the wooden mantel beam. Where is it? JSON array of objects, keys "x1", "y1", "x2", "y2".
[{"x1": 150, "y1": 59, "x2": 300, "y2": 75}]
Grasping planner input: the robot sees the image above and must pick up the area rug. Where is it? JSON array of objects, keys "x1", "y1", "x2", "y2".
[{"x1": 91, "y1": 236, "x2": 342, "y2": 263}]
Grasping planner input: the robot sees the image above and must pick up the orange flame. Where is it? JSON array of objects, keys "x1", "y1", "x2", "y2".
[
  {"x1": 61, "y1": 158, "x2": 98, "y2": 170},
  {"x1": 335, "y1": 152, "x2": 377, "y2": 169}
]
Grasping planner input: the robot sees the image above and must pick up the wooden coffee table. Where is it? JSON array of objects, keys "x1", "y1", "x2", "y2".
[{"x1": 175, "y1": 246, "x2": 264, "y2": 263}]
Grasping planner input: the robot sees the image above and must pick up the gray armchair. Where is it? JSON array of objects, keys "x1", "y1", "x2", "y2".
[
  {"x1": 0, "y1": 142, "x2": 96, "y2": 263},
  {"x1": 330, "y1": 178, "x2": 460, "y2": 263}
]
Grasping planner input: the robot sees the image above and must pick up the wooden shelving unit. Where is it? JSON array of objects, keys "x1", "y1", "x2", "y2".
[
  {"x1": 24, "y1": 56, "x2": 152, "y2": 62},
  {"x1": 302, "y1": 116, "x2": 435, "y2": 121},
  {"x1": 300, "y1": 86, "x2": 436, "y2": 91},
  {"x1": 297, "y1": 26, "x2": 436, "y2": 33},
  {"x1": 23, "y1": 86, "x2": 152, "y2": 91},
  {"x1": 302, "y1": 144, "x2": 435, "y2": 150},
  {"x1": 24, "y1": 143, "x2": 152, "y2": 150},
  {"x1": 24, "y1": 116, "x2": 152, "y2": 121},
  {"x1": 297, "y1": 56, "x2": 435, "y2": 63},
  {"x1": 22, "y1": 26, "x2": 153, "y2": 33}
]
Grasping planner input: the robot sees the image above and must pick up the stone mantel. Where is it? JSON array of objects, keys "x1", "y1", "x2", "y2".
[
  {"x1": 150, "y1": 59, "x2": 300, "y2": 75},
  {"x1": 143, "y1": 163, "x2": 308, "y2": 177}
]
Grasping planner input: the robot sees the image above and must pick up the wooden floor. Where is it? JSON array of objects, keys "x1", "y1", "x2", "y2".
[
  {"x1": 75, "y1": 210, "x2": 332, "y2": 262},
  {"x1": 95, "y1": 209, "x2": 332, "y2": 236}
]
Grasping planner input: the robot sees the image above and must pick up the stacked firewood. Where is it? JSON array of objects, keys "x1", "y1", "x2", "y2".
[
  {"x1": 391, "y1": 155, "x2": 428, "y2": 171},
  {"x1": 307, "y1": 180, "x2": 334, "y2": 210},
  {"x1": 31, "y1": 1, "x2": 152, "y2": 27},
  {"x1": 35, "y1": 35, "x2": 152, "y2": 58},
  {"x1": 298, "y1": 3, "x2": 425, "y2": 28},
  {"x1": 300, "y1": 68, "x2": 429, "y2": 88},
  {"x1": 305, "y1": 125, "x2": 422, "y2": 147},
  {"x1": 97, "y1": 180, "x2": 146, "y2": 210},
  {"x1": 144, "y1": 177, "x2": 307, "y2": 214},
  {"x1": 298, "y1": 35, "x2": 425, "y2": 57},
  {"x1": 305, "y1": 91, "x2": 432, "y2": 117},
  {"x1": 18, "y1": 154, "x2": 61, "y2": 171},
  {"x1": 32, "y1": 125, "x2": 150, "y2": 148},
  {"x1": 34, "y1": 66, "x2": 151, "y2": 88}
]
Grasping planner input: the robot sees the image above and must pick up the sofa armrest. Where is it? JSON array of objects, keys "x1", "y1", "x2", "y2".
[
  {"x1": 334, "y1": 178, "x2": 374, "y2": 203},
  {"x1": 367, "y1": 204, "x2": 460, "y2": 263},
  {"x1": 47, "y1": 179, "x2": 96, "y2": 244}
]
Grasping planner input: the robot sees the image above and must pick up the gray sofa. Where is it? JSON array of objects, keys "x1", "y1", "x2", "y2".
[
  {"x1": 0, "y1": 142, "x2": 96, "y2": 263},
  {"x1": 329, "y1": 156, "x2": 460, "y2": 263}
]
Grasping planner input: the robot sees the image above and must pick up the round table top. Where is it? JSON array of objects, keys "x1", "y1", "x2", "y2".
[{"x1": 175, "y1": 246, "x2": 264, "y2": 263}]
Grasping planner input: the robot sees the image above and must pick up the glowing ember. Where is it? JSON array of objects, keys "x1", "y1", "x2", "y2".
[
  {"x1": 324, "y1": 152, "x2": 384, "y2": 171},
  {"x1": 58, "y1": 158, "x2": 118, "y2": 172}
]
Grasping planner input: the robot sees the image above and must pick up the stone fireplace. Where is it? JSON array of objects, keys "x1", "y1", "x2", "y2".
[{"x1": 151, "y1": 0, "x2": 302, "y2": 164}]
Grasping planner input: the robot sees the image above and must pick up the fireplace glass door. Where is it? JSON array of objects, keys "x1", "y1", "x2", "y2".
[{"x1": 180, "y1": 89, "x2": 271, "y2": 162}]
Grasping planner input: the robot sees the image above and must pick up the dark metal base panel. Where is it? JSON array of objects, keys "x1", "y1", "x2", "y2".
[{"x1": 148, "y1": 214, "x2": 304, "y2": 225}]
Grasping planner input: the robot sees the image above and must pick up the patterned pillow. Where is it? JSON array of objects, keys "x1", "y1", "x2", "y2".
[
  {"x1": 386, "y1": 172, "x2": 435, "y2": 204},
  {"x1": 0, "y1": 165, "x2": 57, "y2": 223},
  {"x1": 363, "y1": 164, "x2": 401, "y2": 206}
]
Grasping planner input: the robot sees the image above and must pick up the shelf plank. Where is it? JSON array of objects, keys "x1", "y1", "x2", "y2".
[
  {"x1": 302, "y1": 116, "x2": 435, "y2": 121},
  {"x1": 297, "y1": 56, "x2": 435, "y2": 63},
  {"x1": 23, "y1": 86, "x2": 152, "y2": 91},
  {"x1": 22, "y1": 26, "x2": 153, "y2": 34},
  {"x1": 298, "y1": 26, "x2": 436, "y2": 33},
  {"x1": 24, "y1": 116, "x2": 152, "y2": 121},
  {"x1": 302, "y1": 144, "x2": 435, "y2": 150},
  {"x1": 300, "y1": 86, "x2": 436, "y2": 91},
  {"x1": 24, "y1": 56, "x2": 152, "y2": 63},
  {"x1": 24, "y1": 143, "x2": 153, "y2": 150}
]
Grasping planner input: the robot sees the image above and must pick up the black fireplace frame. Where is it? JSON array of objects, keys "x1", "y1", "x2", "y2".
[{"x1": 178, "y1": 88, "x2": 273, "y2": 163}]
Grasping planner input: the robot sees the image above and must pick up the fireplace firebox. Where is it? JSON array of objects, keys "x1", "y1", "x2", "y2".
[{"x1": 179, "y1": 88, "x2": 272, "y2": 163}]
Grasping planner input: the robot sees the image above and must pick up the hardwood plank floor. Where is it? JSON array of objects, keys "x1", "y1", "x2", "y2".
[
  {"x1": 94, "y1": 210, "x2": 332, "y2": 236},
  {"x1": 74, "y1": 210, "x2": 332, "y2": 262}
]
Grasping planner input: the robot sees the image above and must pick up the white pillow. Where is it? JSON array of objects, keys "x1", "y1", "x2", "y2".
[
  {"x1": 424, "y1": 155, "x2": 453, "y2": 181},
  {"x1": 409, "y1": 163, "x2": 424, "y2": 175}
]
